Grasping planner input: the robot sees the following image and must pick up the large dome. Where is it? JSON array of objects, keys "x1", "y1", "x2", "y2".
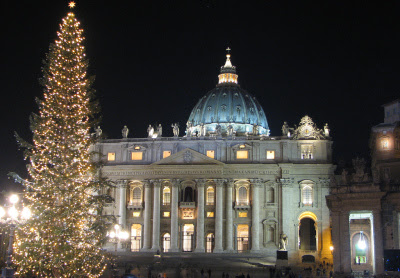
[{"x1": 186, "y1": 50, "x2": 269, "y2": 136}]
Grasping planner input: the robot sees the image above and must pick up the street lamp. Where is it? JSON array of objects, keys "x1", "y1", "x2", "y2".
[
  {"x1": 0, "y1": 194, "x2": 31, "y2": 278},
  {"x1": 108, "y1": 224, "x2": 129, "y2": 252}
]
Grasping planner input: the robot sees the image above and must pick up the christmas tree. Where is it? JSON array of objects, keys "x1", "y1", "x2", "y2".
[{"x1": 13, "y1": 3, "x2": 112, "y2": 277}]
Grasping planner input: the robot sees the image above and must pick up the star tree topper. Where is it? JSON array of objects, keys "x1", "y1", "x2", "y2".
[{"x1": 69, "y1": 1, "x2": 76, "y2": 8}]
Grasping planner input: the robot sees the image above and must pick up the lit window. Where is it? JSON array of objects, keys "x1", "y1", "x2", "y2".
[
  {"x1": 131, "y1": 187, "x2": 142, "y2": 205},
  {"x1": 239, "y1": 212, "x2": 247, "y2": 218},
  {"x1": 266, "y1": 150, "x2": 275, "y2": 159},
  {"x1": 237, "y1": 186, "x2": 249, "y2": 206},
  {"x1": 107, "y1": 152, "x2": 115, "y2": 161},
  {"x1": 236, "y1": 150, "x2": 248, "y2": 159},
  {"x1": 163, "y1": 211, "x2": 170, "y2": 217},
  {"x1": 301, "y1": 144, "x2": 313, "y2": 159},
  {"x1": 239, "y1": 144, "x2": 246, "y2": 149},
  {"x1": 163, "y1": 187, "x2": 171, "y2": 205},
  {"x1": 301, "y1": 183, "x2": 313, "y2": 206},
  {"x1": 131, "y1": 152, "x2": 143, "y2": 160},
  {"x1": 163, "y1": 151, "x2": 171, "y2": 158},
  {"x1": 382, "y1": 139, "x2": 388, "y2": 149},
  {"x1": 206, "y1": 150, "x2": 215, "y2": 158},
  {"x1": 207, "y1": 212, "x2": 214, "y2": 217},
  {"x1": 133, "y1": 212, "x2": 140, "y2": 217},
  {"x1": 206, "y1": 187, "x2": 215, "y2": 205},
  {"x1": 134, "y1": 146, "x2": 140, "y2": 150}
]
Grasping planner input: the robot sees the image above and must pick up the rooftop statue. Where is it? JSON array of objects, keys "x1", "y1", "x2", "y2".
[{"x1": 122, "y1": 125, "x2": 129, "y2": 138}]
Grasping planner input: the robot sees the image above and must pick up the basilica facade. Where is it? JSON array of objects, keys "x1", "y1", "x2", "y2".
[{"x1": 98, "y1": 52, "x2": 335, "y2": 266}]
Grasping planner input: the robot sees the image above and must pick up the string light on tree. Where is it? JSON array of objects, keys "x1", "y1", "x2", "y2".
[{"x1": 11, "y1": 2, "x2": 112, "y2": 277}]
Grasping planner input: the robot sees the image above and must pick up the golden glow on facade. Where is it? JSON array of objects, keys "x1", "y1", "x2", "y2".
[
  {"x1": 107, "y1": 152, "x2": 115, "y2": 161},
  {"x1": 266, "y1": 150, "x2": 275, "y2": 159},
  {"x1": 163, "y1": 150, "x2": 171, "y2": 158},
  {"x1": 236, "y1": 150, "x2": 248, "y2": 159},
  {"x1": 206, "y1": 150, "x2": 215, "y2": 158},
  {"x1": 131, "y1": 152, "x2": 143, "y2": 160},
  {"x1": 218, "y1": 72, "x2": 238, "y2": 84},
  {"x1": 207, "y1": 212, "x2": 214, "y2": 217}
]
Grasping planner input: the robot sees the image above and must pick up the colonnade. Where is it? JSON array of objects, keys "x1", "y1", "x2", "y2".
[{"x1": 116, "y1": 178, "x2": 263, "y2": 253}]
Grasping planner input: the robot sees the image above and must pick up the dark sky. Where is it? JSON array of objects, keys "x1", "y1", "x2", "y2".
[{"x1": 0, "y1": 1, "x2": 398, "y2": 192}]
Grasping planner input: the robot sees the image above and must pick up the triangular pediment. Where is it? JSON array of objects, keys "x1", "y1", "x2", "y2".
[{"x1": 152, "y1": 148, "x2": 225, "y2": 165}]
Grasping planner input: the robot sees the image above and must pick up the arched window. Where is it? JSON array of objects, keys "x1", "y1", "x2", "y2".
[
  {"x1": 183, "y1": 187, "x2": 193, "y2": 202},
  {"x1": 163, "y1": 187, "x2": 171, "y2": 205},
  {"x1": 206, "y1": 233, "x2": 214, "y2": 253},
  {"x1": 237, "y1": 224, "x2": 249, "y2": 252},
  {"x1": 238, "y1": 186, "x2": 248, "y2": 206},
  {"x1": 163, "y1": 233, "x2": 171, "y2": 253},
  {"x1": 132, "y1": 187, "x2": 142, "y2": 205},
  {"x1": 300, "y1": 181, "x2": 314, "y2": 206},
  {"x1": 131, "y1": 224, "x2": 142, "y2": 252},
  {"x1": 206, "y1": 186, "x2": 215, "y2": 205}
]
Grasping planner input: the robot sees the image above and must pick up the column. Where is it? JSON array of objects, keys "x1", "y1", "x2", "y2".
[
  {"x1": 117, "y1": 180, "x2": 127, "y2": 228},
  {"x1": 214, "y1": 179, "x2": 224, "y2": 253},
  {"x1": 225, "y1": 179, "x2": 234, "y2": 252},
  {"x1": 117, "y1": 180, "x2": 128, "y2": 251},
  {"x1": 251, "y1": 179, "x2": 261, "y2": 252},
  {"x1": 331, "y1": 211, "x2": 341, "y2": 273},
  {"x1": 339, "y1": 211, "x2": 351, "y2": 274},
  {"x1": 373, "y1": 210, "x2": 384, "y2": 275},
  {"x1": 141, "y1": 180, "x2": 152, "y2": 251},
  {"x1": 151, "y1": 180, "x2": 161, "y2": 251},
  {"x1": 195, "y1": 179, "x2": 205, "y2": 252},
  {"x1": 170, "y1": 179, "x2": 180, "y2": 252}
]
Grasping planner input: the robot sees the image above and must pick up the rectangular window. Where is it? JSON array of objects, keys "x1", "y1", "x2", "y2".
[
  {"x1": 206, "y1": 150, "x2": 215, "y2": 158},
  {"x1": 163, "y1": 211, "x2": 170, "y2": 217},
  {"x1": 238, "y1": 212, "x2": 247, "y2": 218},
  {"x1": 302, "y1": 185, "x2": 313, "y2": 205},
  {"x1": 107, "y1": 152, "x2": 116, "y2": 161},
  {"x1": 301, "y1": 144, "x2": 313, "y2": 159},
  {"x1": 133, "y1": 212, "x2": 140, "y2": 217},
  {"x1": 131, "y1": 152, "x2": 143, "y2": 160},
  {"x1": 266, "y1": 150, "x2": 275, "y2": 159},
  {"x1": 163, "y1": 151, "x2": 171, "y2": 158},
  {"x1": 236, "y1": 150, "x2": 249, "y2": 159},
  {"x1": 207, "y1": 212, "x2": 214, "y2": 217}
]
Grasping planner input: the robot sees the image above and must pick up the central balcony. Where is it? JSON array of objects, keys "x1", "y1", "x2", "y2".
[{"x1": 179, "y1": 202, "x2": 196, "y2": 208}]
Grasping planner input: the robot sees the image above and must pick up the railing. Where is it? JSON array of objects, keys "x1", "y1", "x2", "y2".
[
  {"x1": 234, "y1": 201, "x2": 250, "y2": 209},
  {"x1": 179, "y1": 202, "x2": 196, "y2": 208},
  {"x1": 127, "y1": 202, "x2": 143, "y2": 209}
]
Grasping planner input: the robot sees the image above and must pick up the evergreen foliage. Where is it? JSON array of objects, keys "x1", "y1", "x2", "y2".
[{"x1": 12, "y1": 8, "x2": 112, "y2": 278}]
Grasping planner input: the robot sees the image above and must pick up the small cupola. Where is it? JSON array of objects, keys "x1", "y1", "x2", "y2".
[{"x1": 218, "y1": 47, "x2": 238, "y2": 85}]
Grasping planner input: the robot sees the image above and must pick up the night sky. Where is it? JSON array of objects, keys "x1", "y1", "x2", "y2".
[{"x1": 1, "y1": 1, "x2": 398, "y2": 192}]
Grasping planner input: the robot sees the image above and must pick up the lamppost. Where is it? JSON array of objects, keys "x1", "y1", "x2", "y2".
[
  {"x1": 0, "y1": 194, "x2": 31, "y2": 278},
  {"x1": 108, "y1": 224, "x2": 129, "y2": 252}
]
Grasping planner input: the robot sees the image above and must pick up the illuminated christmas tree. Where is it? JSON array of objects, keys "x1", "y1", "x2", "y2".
[{"x1": 13, "y1": 3, "x2": 111, "y2": 277}]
